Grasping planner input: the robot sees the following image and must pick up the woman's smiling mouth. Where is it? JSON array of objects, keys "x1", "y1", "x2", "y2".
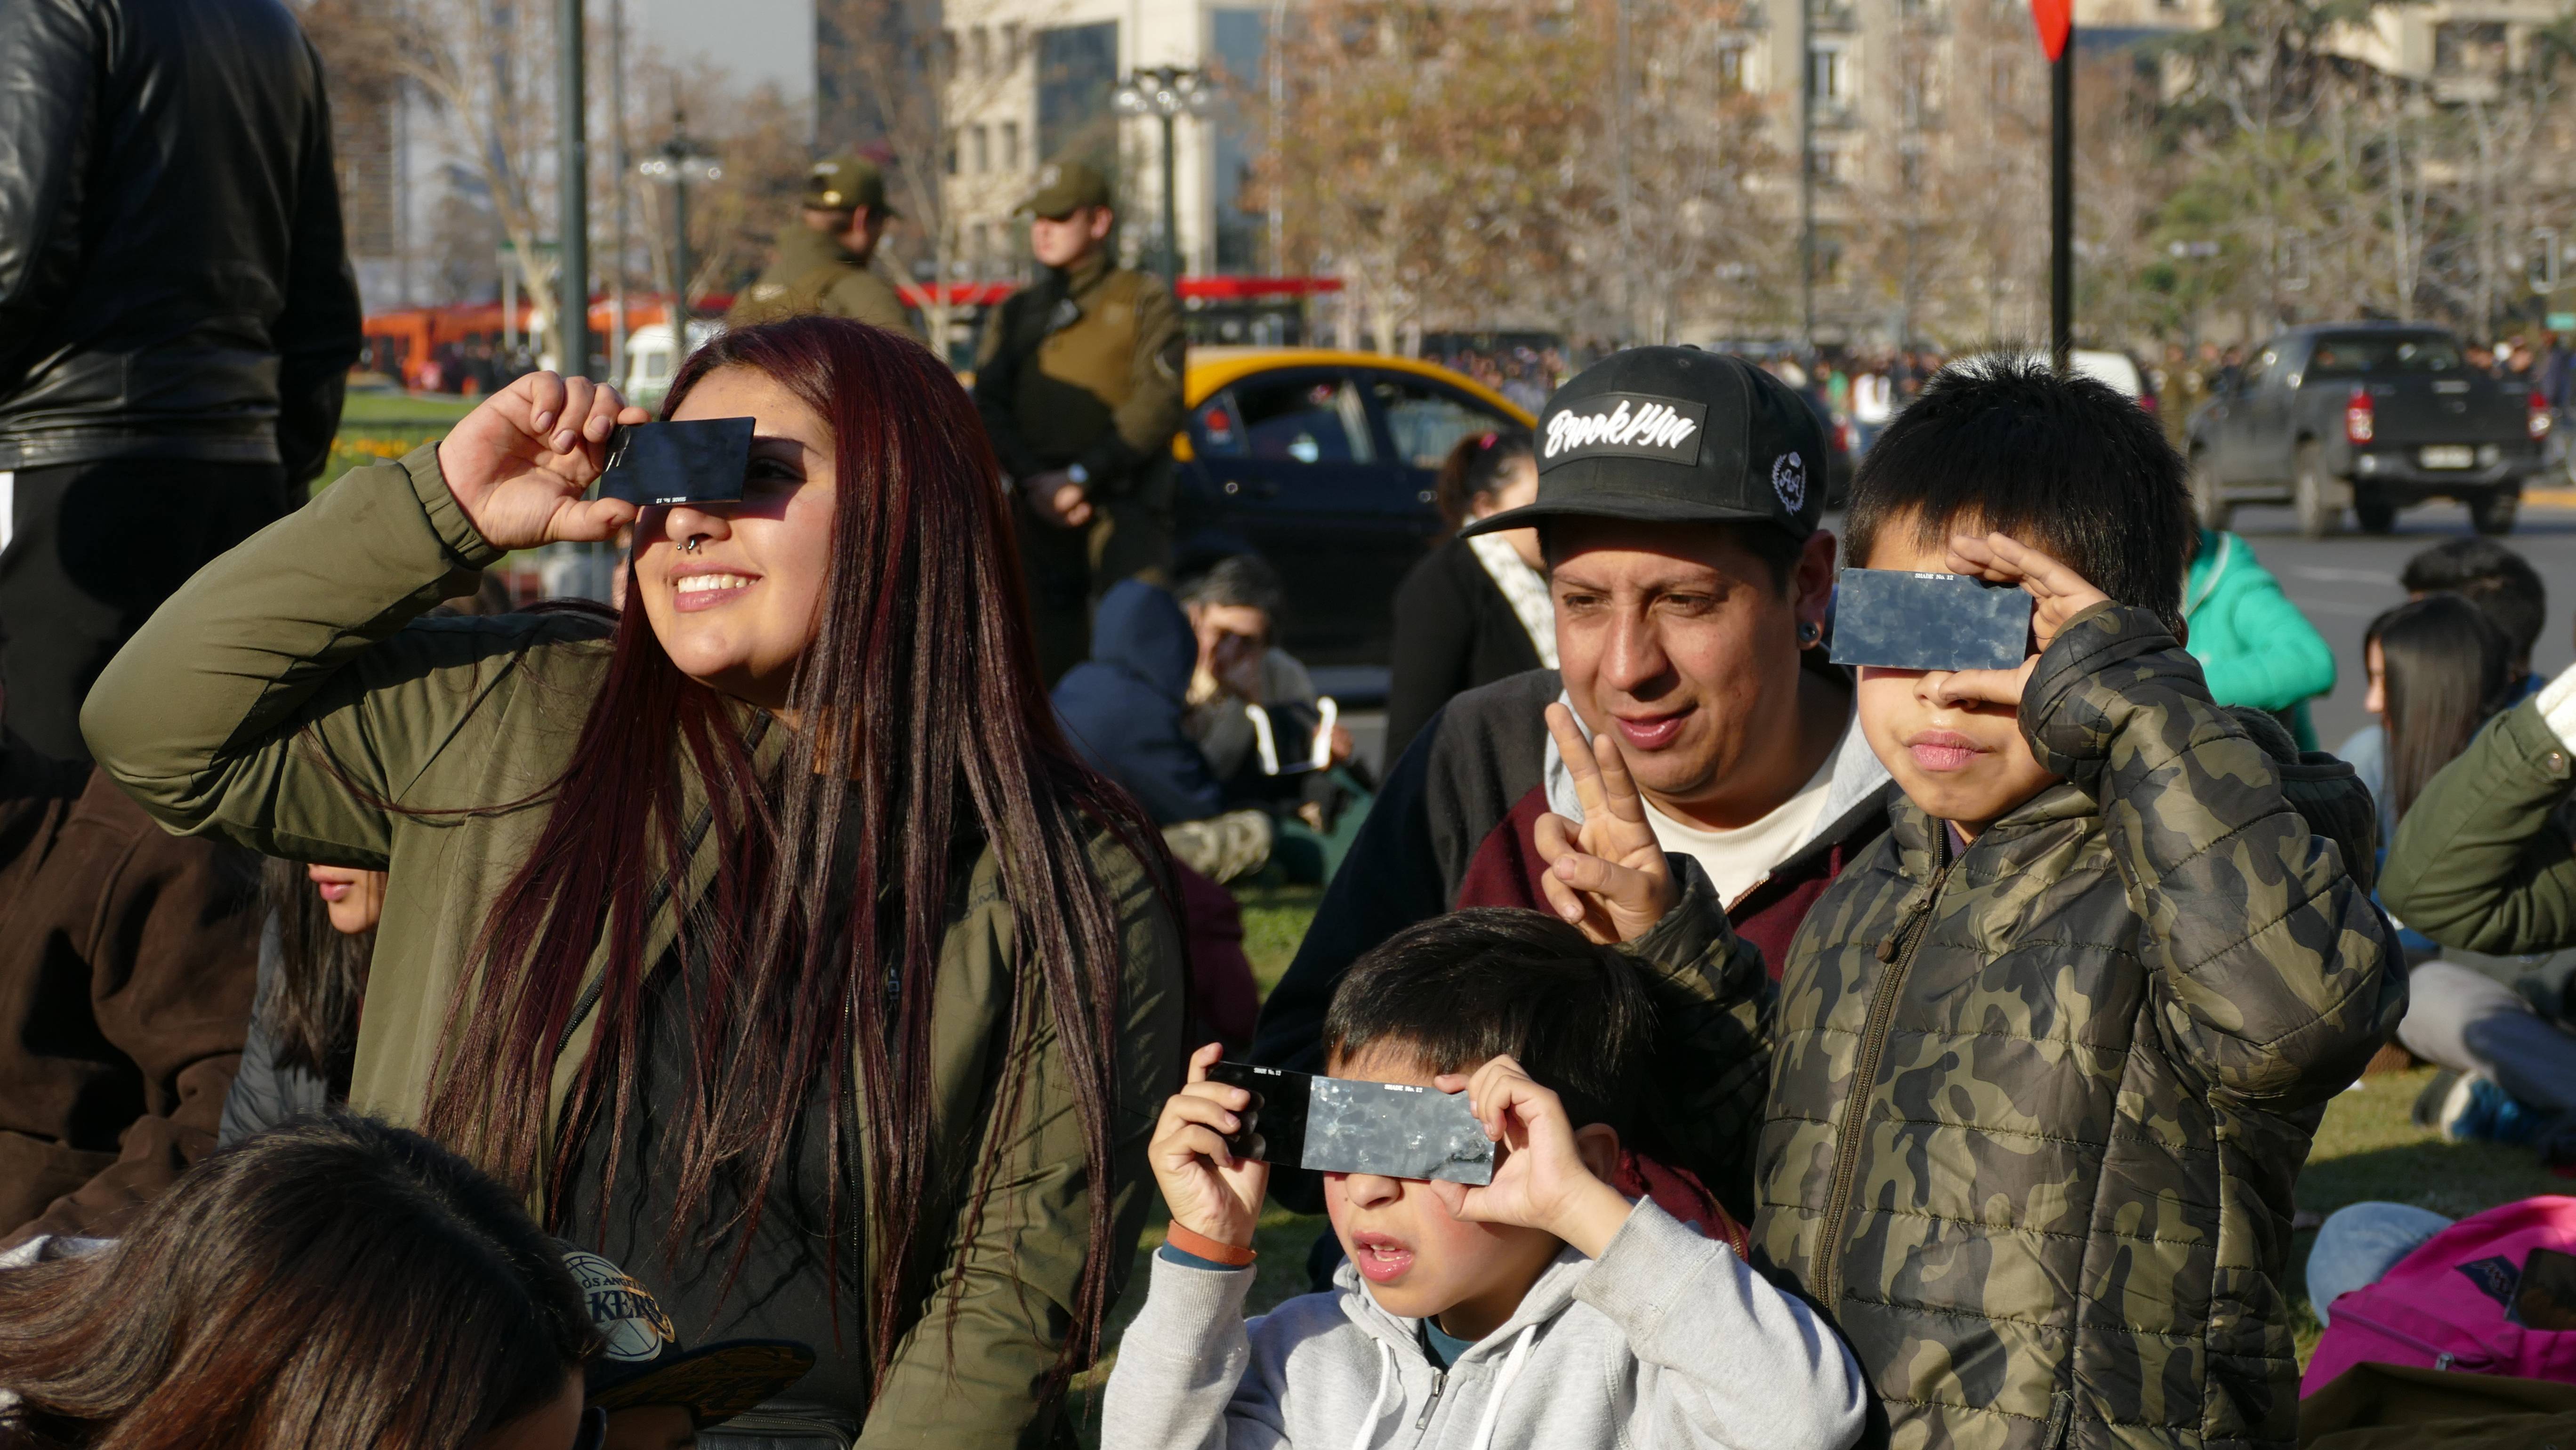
[{"x1": 672, "y1": 571, "x2": 757, "y2": 612}]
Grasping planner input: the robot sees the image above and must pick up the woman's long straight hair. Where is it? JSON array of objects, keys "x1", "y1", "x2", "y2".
[
  {"x1": 418, "y1": 317, "x2": 1167, "y2": 1395},
  {"x1": 2372, "y1": 591, "x2": 2512, "y2": 822},
  {"x1": 258, "y1": 858, "x2": 373, "y2": 1087}
]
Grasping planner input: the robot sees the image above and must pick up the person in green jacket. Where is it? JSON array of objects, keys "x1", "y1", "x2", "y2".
[
  {"x1": 80, "y1": 318, "x2": 1185, "y2": 1447},
  {"x1": 2379, "y1": 657, "x2": 2576, "y2": 1147},
  {"x1": 2182, "y1": 528, "x2": 2337, "y2": 749}
]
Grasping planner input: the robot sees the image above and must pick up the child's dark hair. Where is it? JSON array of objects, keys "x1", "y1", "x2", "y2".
[
  {"x1": 1845, "y1": 354, "x2": 2193, "y2": 636},
  {"x1": 1322, "y1": 908, "x2": 1655, "y2": 1138},
  {"x1": 1433, "y1": 429, "x2": 1537, "y2": 531},
  {"x1": 2400, "y1": 537, "x2": 2544, "y2": 672}
]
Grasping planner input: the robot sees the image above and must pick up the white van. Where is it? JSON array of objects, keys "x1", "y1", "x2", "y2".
[{"x1": 622, "y1": 320, "x2": 726, "y2": 412}]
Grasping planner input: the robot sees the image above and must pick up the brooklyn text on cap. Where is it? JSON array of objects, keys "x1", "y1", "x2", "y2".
[
  {"x1": 562, "y1": 1246, "x2": 815, "y2": 1427},
  {"x1": 1459, "y1": 346, "x2": 1826, "y2": 541},
  {"x1": 1016, "y1": 158, "x2": 1114, "y2": 218},
  {"x1": 804, "y1": 155, "x2": 896, "y2": 217}
]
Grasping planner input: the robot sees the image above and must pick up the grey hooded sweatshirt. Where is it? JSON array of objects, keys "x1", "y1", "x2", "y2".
[{"x1": 1102, "y1": 1200, "x2": 1867, "y2": 1450}]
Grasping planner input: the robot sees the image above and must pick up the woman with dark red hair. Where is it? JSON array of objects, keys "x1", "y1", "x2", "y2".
[{"x1": 82, "y1": 319, "x2": 1184, "y2": 1444}]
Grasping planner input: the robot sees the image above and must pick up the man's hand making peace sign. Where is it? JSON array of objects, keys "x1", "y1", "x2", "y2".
[{"x1": 1532, "y1": 702, "x2": 1680, "y2": 944}]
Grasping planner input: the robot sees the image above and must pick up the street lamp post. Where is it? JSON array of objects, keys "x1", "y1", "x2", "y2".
[
  {"x1": 557, "y1": 0, "x2": 588, "y2": 375},
  {"x1": 1112, "y1": 65, "x2": 1216, "y2": 283},
  {"x1": 636, "y1": 115, "x2": 722, "y2": 325}
]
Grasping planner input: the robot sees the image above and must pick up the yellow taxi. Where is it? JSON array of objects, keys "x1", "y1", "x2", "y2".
[{"x1": 1172, "y1": 348, "x2": 1536, "y2": 665}]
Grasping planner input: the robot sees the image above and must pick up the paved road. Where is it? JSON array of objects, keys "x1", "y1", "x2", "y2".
[{"x1": 2222, "y1": 500, "x2": 2576, "y2": 750}]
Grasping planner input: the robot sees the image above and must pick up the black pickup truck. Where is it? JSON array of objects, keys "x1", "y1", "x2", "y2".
[{"x1": 2185, "y1": 322, "x2": 2549, "y2": 536}]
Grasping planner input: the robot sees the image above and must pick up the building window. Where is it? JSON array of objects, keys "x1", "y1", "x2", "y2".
[
  {"x1": 972, "y1": 124, "x2": 990, "y2": 173},
  {"x1": 1002, "y1": 120, "x2": 1022, "y2": 169},
  {"x1": 971, "y1": 26, "x2": 990, "y2": 77},
  {"x1": 1808, "y1": 43, "x2": 1849, "y2": 104},
  {"x1": 1001, "y1": 22, "x2": 1022, "y2": 68},
  {"x1": 1717, "y1": 41, "x2": 1748, "y2": 94},
  {"x1": 1898, "y1": 59, "x2": 1936, "y2": 127},
  {"x1": 1037, "y1": 22, "x2": 1120, "y2": 171},
  {"x1": 2435, "y1": 21, "x2": 2509, "y2": 75}
]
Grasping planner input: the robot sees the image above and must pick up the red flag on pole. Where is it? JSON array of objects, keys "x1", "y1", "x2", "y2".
[{"x1": 2031, "y1": 0, "x2": 2072, "y2": 60}]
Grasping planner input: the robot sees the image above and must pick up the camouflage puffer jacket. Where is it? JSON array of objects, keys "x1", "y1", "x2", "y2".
[{"x1": 1755, "y1": 604, "x2": 2403, "y2": 1450}]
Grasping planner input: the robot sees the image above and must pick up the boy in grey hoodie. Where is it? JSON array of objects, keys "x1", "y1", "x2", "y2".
[{"x1": 1104, "y1": 905, "x2": 1867, "y2": 1450}]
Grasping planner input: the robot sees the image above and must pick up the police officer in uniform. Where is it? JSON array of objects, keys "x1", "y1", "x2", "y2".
[
  {"x1": 727, "y1": 155, "x2": 922, "y2": 341},
  {"x1": 974, "y1": 160, "x2": 1186, "y2": 684}
]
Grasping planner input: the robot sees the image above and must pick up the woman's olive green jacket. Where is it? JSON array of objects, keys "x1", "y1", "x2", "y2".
[
  {"x1": 2381, "y1": 692, "x2": 2576, "y2": 959},
  {"x1": 80, "y1": 448, "x2": 1186, "y2": 1447}
]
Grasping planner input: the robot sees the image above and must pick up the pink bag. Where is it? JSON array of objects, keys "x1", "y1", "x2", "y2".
[{"x1": 2305, "y1": 1197, "x2": 2576, "y2": 1395}]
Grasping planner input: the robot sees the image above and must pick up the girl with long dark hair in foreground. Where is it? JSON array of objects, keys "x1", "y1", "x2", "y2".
[
  {"x1": 83, "y1": 319, "x2": 1185, "y2": 1442},
  {"x1": 0, "y1": 1114, "x2": 597, "y2": 1450}
]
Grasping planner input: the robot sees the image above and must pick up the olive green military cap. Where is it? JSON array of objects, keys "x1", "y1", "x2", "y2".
[
  {"x1": 804, "y1": 155, "x2": 897, "y2": 217},
  {"x1": 1015, "y1": 159, "x2": 1112, "y2": 218}
]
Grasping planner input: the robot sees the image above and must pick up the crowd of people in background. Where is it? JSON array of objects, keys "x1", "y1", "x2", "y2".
[{"x1": 16, "y1": 1, "x2": 2576, "y2": 1445}]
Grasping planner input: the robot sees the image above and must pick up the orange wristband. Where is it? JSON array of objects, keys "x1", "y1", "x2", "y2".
[{"x1": 1164, "y1": 1222, "x2": 1257, "y2": 1266}]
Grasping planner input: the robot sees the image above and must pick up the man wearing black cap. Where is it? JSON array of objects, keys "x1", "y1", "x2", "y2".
[
  {"x1": 1248, "y1": 347, "x2": 1896, "y2": 1216},
  {"x1": 726, "y1": 155, "x2": 921, "y2": 342},
  {"x1": 973, "y1": 158, "x2": 1186, "y2": 683}
]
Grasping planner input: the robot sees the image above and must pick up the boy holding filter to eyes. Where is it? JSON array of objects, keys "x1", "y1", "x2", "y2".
[
  {"x1": 1733, "y1": 356, "x2": 2403, "y2": 1449},
  {"x1": 1104, "y1": 907, "x2": 1868, "y2": 1450}
]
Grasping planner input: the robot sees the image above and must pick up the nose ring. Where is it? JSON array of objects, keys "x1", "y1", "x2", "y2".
[{"x1": 680, "y1": 536, "x2": 703, "y2": 554}]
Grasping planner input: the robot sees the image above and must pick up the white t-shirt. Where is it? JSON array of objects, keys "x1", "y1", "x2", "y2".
[{"x1": 1644, "y1": 723, "x2": 1850, "y2": 908}]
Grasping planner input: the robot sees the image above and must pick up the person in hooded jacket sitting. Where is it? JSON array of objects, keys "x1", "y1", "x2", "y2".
[{"x1": 1050, "y1": 578, "x2": 1265, "y2": 1049}]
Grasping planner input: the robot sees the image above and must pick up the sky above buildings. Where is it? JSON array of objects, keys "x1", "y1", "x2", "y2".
[{"x1": 636, "y1": 0, "x2": 812, "y2": 100}]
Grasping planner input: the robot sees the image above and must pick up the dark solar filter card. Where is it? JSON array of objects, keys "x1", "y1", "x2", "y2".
[
  {"x1": 1207, "y1": 1062, "x2": 1495, "y2": 1185},
  {"x1": 1830, "y1": 568, "x2": 2033, "y2": 673},
  {"x1": 596, "y1": 418, "x2": 757, "y2": 506}
]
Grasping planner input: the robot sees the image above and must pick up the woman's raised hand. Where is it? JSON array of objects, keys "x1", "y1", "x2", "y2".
[
  {"x1": 435, "y1": 372, "x2": 652, "y2": 551},
  {"x1": 1532, "y1": 702, "x2": 1677, "y2": 943}
]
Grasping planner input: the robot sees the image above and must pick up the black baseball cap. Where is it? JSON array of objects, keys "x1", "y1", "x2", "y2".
[
  {"x1": 1459, "y1": 346, "x2": 1826, "y2": 541},
  {"x1": 561, "y1": 1245, "x2": 815, "y2": 1428}
]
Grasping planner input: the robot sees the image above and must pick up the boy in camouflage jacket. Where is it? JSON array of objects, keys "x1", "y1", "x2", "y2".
[{"x1": 1761, "y1": 359, "x2": 2402, "y2": 1449}]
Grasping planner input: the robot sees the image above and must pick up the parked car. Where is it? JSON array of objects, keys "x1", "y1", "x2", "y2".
[
  {"x1": 1174, "y1": 348, "x2": 1534, "y2": 668},
  {"x1": 2185, "y1": 323, "x2": 2549, "y2": 537},
  {"x1": 620, "y1": 319, "x2": 726, "y2": 413}
]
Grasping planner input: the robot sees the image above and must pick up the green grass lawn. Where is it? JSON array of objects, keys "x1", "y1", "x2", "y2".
[
  {"x1": 1070, "y1": 887, "x2": 2571, "y2": 1434},
  {"x1": 2288, "y1": 1065, "x2": 2569, "y2": 1355},
  {"x1": 323, "y1": 389, "x2": 475, "y2": 487}
]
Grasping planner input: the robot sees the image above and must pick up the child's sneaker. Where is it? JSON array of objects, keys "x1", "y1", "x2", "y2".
[{"x1": 2415, "y1": 1070, "x2": 2553, "y2": 1145}]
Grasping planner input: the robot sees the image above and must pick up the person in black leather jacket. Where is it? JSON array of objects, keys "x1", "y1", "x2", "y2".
[{"x1": 0, "y1": 0, "x2": 360, "y2": 761}]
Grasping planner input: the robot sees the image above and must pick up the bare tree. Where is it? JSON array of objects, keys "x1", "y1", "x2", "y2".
[{"x1": 1263, "y1": 0, "x2": 1602, "y2": 351}]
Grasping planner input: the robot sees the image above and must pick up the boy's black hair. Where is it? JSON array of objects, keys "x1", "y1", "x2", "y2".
[
  {"x1": 1322, "y1": 907, "x2": 1656, "y2": 1139},
  {"x1": 2400, "y1": 537, "x2": 2544, "y2": 671},
  {"x1": 1844, "y1": 354, "x2": 2193, "y2": 636}
]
